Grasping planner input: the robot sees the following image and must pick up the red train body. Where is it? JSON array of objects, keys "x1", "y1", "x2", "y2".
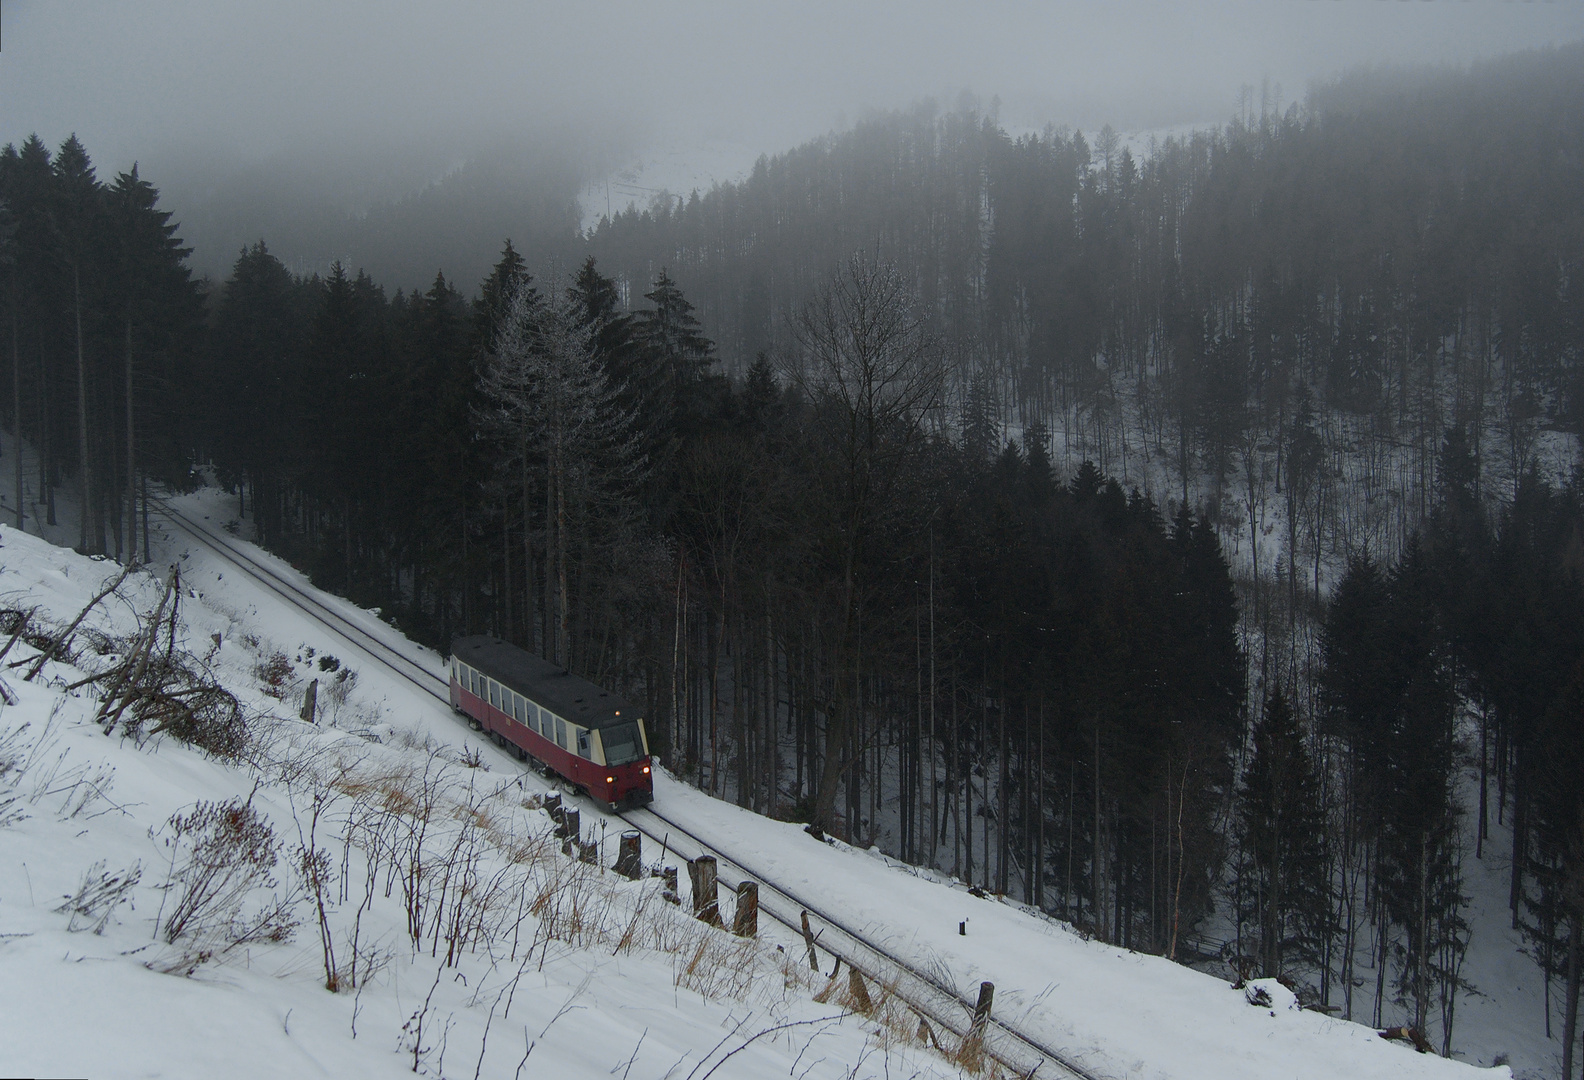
[{"x1": 448, "y1": 635, "x2": 653, "y2": 809}]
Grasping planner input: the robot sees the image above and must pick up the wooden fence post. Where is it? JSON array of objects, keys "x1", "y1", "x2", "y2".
[
  {"x1": 846, "y1": 965, "x2": 873, "y2": 1014},
  {"x1": 732, "y1": 880, "x2": 758, "y2": 937},
  {"x1": 688, "y1": 855, "x2": 721, "y2": 926},
  {"x1": 801, "y1": 910, "x2": 819, "y2": 970},
  {"x1": 961, "y1": 981, "x2": 994, "y2": 1062},
  {"x1": 615, "y1": 831, "x2": 642, "y2": 879}
]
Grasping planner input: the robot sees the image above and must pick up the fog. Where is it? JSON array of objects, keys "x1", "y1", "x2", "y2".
[{"x1": 4, "y1": 1, "x2": 1581, "y2": 288}]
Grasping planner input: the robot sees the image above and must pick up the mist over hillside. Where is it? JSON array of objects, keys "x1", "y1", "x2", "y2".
[
  {"x1": 156, "y1": 127, "x2": 618, "y2": 292},
  {"x1": 6, "y1": 12, "x2": 1584, "y2": 1075}
]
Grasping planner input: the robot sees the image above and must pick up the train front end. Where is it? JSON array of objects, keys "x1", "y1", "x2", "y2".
[{"x1": 597, "y1": 716, "x2": 654, "y2": 809}]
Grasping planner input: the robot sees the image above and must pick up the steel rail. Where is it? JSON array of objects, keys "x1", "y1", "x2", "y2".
[
  {"x1": 149, "y1": 495, "x2": 451, "y2": 704},
  {"x1": 151, "y1": 494, "x2": 1103, "y2": 1079},
  {"x1": 624, "y1": 804, "x2": 1104, "y2": 1080}
]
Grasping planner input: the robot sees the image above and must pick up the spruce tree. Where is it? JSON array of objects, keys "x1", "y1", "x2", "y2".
[
  {"x1": 1235, "y1": 688, "x2": 1330, "y2": 982},
  {"x1": 52, "y1": 135, "x2": 102, "y2": 552}
]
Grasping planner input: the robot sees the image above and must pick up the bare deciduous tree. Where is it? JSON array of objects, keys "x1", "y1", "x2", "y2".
[{"x1": 787, "y1": 253, "x2": 943, "y2": 832}]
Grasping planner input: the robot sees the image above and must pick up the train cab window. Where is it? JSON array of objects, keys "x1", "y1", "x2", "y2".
[
  {"x1": 600, "y1": 720, "x2": 644, "y2": 766},
  {"x1": 576, "y1": 729, "x2": 591, "y2": 759}
]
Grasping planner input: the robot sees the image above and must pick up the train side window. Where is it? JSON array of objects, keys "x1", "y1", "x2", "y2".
[
  {"x1": 555, "y1": 716, "x2": 566, "y2": 749},
  {"x1": 514, "y1": 693, "x2": 524, "y2": 723},
  {"x1": 576, "y1": 729, "x2": 590, "y2": 758}
]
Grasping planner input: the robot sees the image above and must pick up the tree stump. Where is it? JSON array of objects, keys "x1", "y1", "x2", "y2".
[
  {"x1": 559, "y1": 807, "x2": 580, "y2": 854},
  {"x1": 615, "y1": 831, "x2": 642, "y2": 879},
  {"x1": 732, "y1": 880, "x2": 758, "y2": 937},
  {"x1": 688, "y1": 855, "x2": 721, "y2": 926},
  {"x1": 299, "y1": 678, "x2": 319, "y2": 723}
]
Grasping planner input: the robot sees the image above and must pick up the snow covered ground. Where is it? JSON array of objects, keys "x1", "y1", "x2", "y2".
[{"x1": 0, "y1": 488, "x2": 1518, "y2": 1079}]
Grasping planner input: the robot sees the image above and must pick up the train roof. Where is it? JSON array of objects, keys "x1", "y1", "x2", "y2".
[{"x1": 449, "y1": 635, "x2": 638, "y2": 731}]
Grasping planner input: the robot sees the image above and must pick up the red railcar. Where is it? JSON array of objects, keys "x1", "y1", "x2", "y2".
[{"x1": 448, "y1": 635, "x2": 653, "y2": 809}]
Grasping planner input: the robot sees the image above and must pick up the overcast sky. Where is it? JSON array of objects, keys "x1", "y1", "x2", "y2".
[
  {"x1": 4, "y1": 1, "x2": 1581, "y2": 282},
  {"x1": 7, "y1": 1, "x2": 1583, "y2": 162}
]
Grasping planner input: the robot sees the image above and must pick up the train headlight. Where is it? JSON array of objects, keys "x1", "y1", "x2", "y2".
[
  {"x1": 606, "y1": 776, "x2": 615, "y2": 784},
  {"x1": 642, "y1": 766, "x2": 650, "y2": 774}
]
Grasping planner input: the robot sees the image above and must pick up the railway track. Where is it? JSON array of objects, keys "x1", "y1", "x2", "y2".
[
  {"x1": 628, "y1": 803, "x2": 1104, "y2": 1080},
  {"x1": 148, "y1": 495, "x2": 451, "y2": 707},
  {"x1": 152, "y1": 494, "x2": 1104, "y2": 1080}
]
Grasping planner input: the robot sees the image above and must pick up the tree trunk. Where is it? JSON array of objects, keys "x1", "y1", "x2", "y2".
[
  {"x1": 11, "y1": 298, "x2": 22, "y2": 530},
  {"x1": 501, "y1": 492, "x2": 512, "y2": 642},
  {"x1": 1562, "y1": 913, "x2": 1579, "y2": 1080},
  {"x1": 39, "y1": 332, "x2": 54, "y2": 526},
  {"x1": 521, "y1": 449, "x2": 535, "y2": 654},
  {"x1": 125, "y1": 315, "x2": 135, "y2": 564},
  {"x1": 998, "y1": 691, "x2": 1009, "y2": 896},
  {"x1": 74, "y1": 266, "x2": 92, "y2": 553}
]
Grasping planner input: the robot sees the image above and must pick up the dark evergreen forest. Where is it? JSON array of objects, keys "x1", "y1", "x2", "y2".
[{"x1": 3, "y1": 47, "x2": 1582, "y2": 1061}]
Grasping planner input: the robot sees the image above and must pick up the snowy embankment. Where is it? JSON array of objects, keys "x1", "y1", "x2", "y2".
[{"x1": 0, "y1": 501, "x2": 1508, "y2": 1079}]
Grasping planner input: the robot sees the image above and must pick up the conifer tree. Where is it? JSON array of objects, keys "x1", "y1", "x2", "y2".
[
  {"x1": 473, "y1": 239, "x2": 532, "y2": 353},
  {"x1": 633, "y1": 267, "x2": 715, "y2": 440},
  {"x1": 1234, "y1": 688, "x2": 1330, "y2": 982},
  {"x1": 480, "y1": 289, "x2": 642, "y2": 666},
  {"x1": 52, "y1": 135, "x2": 101, "y2": 552},
  {"x1": 105, "y1": 163, "x2": 200, "y2": 560}
]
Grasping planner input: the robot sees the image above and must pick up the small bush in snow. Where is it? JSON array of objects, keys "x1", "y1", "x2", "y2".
[
  {"x1": 55, "y1": 859, "x2": 143, "y2": 934},
  {"x1": 0, "y1": 722, "x2": 28, "y2": 828},
  {"x1": 156, "y1": 795, "x2": 297, "y2": 963},
  {"x1": 255, "y1": 651, "x2": 296, "y2": 700}
]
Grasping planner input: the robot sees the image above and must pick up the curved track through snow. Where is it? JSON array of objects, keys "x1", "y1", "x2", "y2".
[{"x1": 152, "y1": 495, "x2": 1103, "y2": 1080}]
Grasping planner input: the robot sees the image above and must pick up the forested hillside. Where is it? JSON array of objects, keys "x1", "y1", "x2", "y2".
[{"x1": 3, "y1": 47, "x2": 1582, "y2": 1065}]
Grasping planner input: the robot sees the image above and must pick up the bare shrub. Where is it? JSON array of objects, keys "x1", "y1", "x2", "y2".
[
  {"x1": 0, "y1": 722, "x2": 30, "y2": 828},
  {"x1": 255, "y1": 651, "x2": 296, "y2": 700},
  {"x1": 321, "y1": 667, "x2": 357, "y2": 723},
  {"x1": 55, "y1": 859, "x2": 143, "y2": 934},
  {"x1": 46, "y1": 758, "x2": 120, "y2": 820},
  {"x1": 157, "y1": 795, "x2": 298, "y2": 958}
]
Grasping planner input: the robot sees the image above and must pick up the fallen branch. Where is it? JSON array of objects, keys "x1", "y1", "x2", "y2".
[
  {"x1": 24, "y1": 564, "x2": 133, "y2": 681},
  {"x1": 1378, "y1": 1026, "x2": 1431, "y2": 1053}
]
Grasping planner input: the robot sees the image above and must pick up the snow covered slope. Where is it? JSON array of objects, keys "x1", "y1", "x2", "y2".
[{"x1": 0, "y1": 505, "x2": 1511, "y2": 1079}]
